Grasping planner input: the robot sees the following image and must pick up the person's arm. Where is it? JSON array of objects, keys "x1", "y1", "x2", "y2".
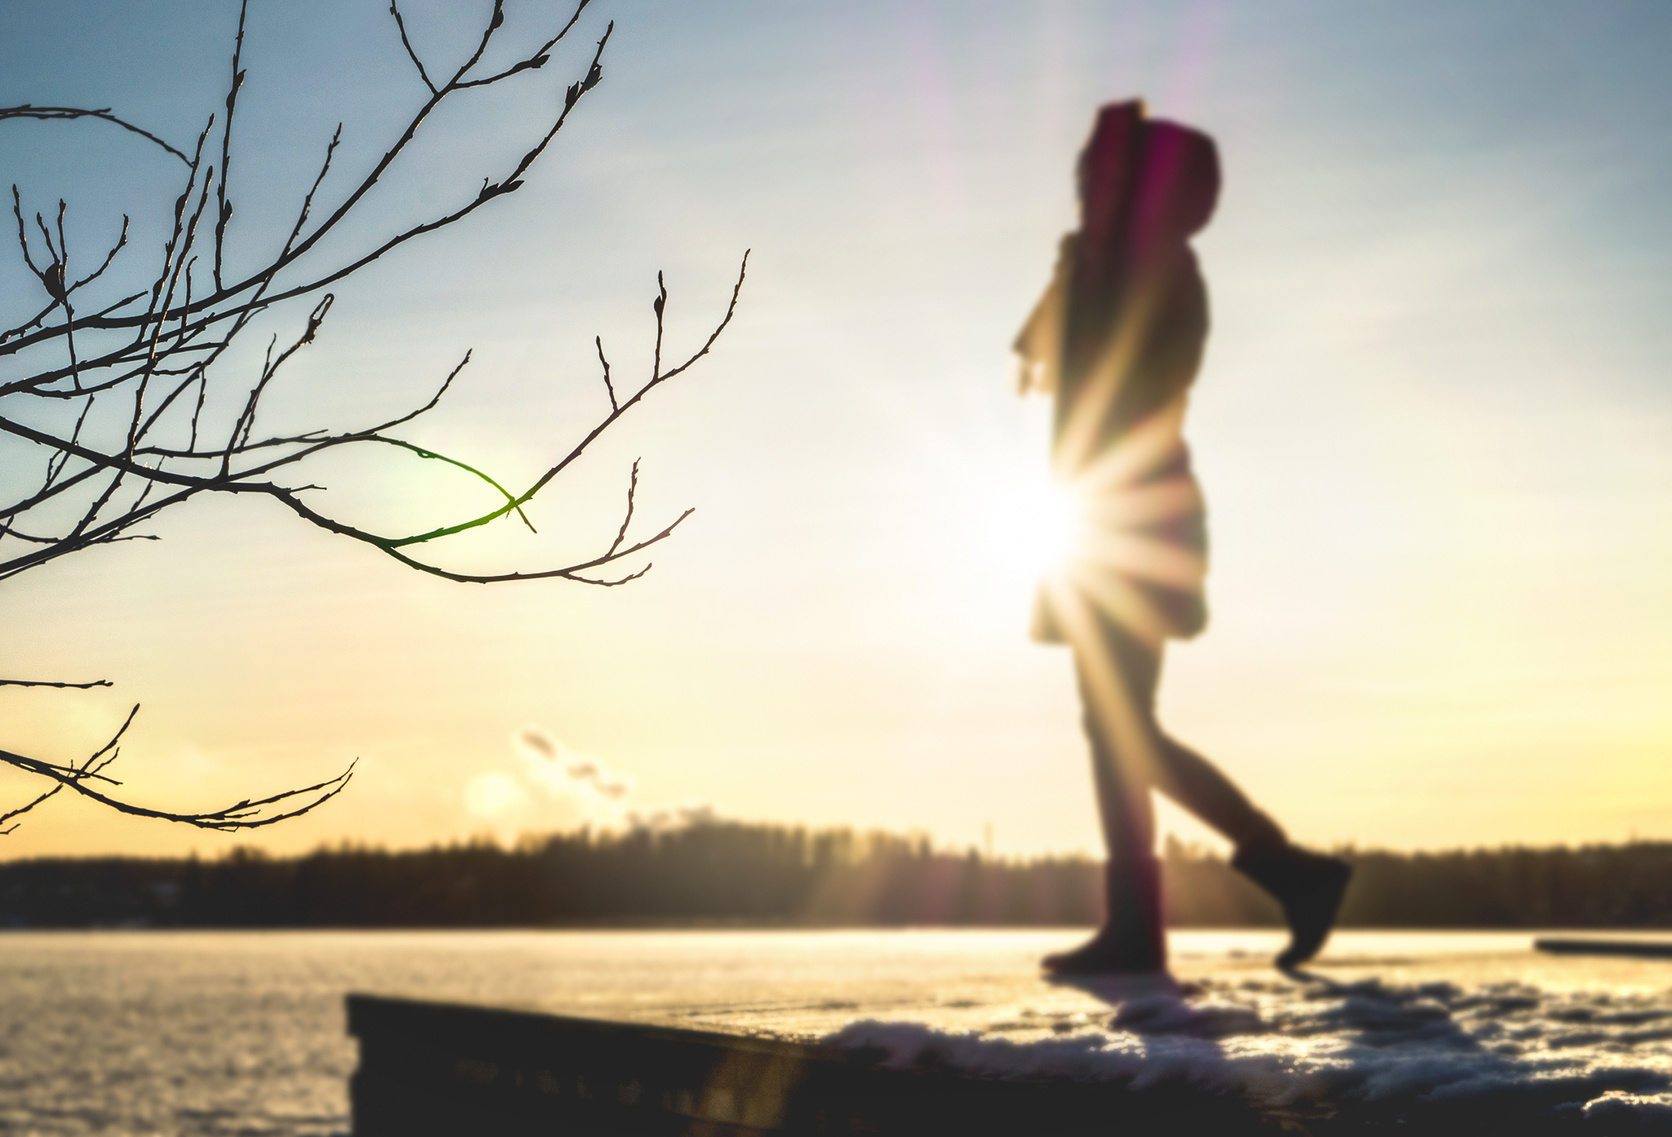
[{"x1": 1014, "y1": 234, "x2": 1077, "y2": 395}]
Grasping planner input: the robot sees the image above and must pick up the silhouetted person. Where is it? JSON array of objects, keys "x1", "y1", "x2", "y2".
[{"x1": 1015, "y1": 100, "x2": 1350, "y2": 974}]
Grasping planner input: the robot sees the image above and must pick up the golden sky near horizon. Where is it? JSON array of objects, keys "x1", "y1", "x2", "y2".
[{"x1": 3, "y1": 1, "x2": 1671, "y2": 860}]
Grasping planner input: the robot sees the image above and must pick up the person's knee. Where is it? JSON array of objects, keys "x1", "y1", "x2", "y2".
[{"x1": 1081, "y1": 710, "x2": 1109, "y2": 747}]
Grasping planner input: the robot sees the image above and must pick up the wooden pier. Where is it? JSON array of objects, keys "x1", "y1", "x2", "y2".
[
  {"x1": 347, "y1": 994, "x2": 1263, "y2": 1136},
  {"x1": 1534, "y1": 936, "x2": 1672, "y2": 959}
]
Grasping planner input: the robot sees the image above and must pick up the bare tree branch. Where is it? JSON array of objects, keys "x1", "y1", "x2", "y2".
[
  {"x1": 1, "y1": 2, "x2": 745, "y2": 835},
  {"x1": 0, "y1": 708, "x2": 355, "y2": 832},
  {"x1": 0, "y1": 104, "x2": 191, "y2": 164}
]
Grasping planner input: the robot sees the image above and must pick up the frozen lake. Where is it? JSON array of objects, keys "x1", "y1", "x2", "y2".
[{"x1": 1, "y1": 928, "x2": 1670, "y2": 1133}]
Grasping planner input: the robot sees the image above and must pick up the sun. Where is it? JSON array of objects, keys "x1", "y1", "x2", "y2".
[{"x1": 980, "y1": 467, "x2": 1081, "y2": 591}]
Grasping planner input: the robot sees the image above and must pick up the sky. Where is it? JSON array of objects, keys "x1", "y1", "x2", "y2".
[{"x1": 2, "y1": 1, "x2": 1670, "y2": 860}]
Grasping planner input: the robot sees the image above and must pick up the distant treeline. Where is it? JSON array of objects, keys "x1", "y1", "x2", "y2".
[{"x1": 3, "y1": 821, "x2": 1671, "y2": 929}]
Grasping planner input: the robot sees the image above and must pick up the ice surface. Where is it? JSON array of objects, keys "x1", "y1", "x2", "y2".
[{"x1": 0, "y1": 929, "x2": 1669, "y2": 1133}]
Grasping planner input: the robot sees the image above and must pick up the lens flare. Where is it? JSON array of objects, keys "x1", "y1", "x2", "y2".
[{"x1": 985, "y1": 470, "x2": 1081, "y2": 588}]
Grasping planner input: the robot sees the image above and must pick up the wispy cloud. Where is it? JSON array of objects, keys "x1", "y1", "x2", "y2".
[{"x1": 463, "y1": 727, "x2": 711, "y2": 843}]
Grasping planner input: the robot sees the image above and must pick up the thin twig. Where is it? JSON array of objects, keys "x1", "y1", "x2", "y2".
[
  {"x1": 0, "y1": 678, "x2": 112, "y2": 689},
  {"x1": 389, "y1": 1, "x2": 438, "y2": 94},
  {"x1": 596, "y1": 335, "x2": 616, "y2": 411},
  {"x1": 214, "y1": 0, "x2": 248, "y2": 291},
  {"x1": 0, "y1": 105, "x2": 190, "y2": 164},
  {"x1": 607, "y1": 459, "x2": 640, "y2": 555}
]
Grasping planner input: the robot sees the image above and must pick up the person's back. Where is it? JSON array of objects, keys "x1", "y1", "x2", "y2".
[{"x1": 1057, "y1": 103, "x2": 1217, "y2": 459}]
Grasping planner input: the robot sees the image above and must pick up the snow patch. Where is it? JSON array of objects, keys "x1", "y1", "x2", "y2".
[{"x1": 824, "y1": 974, "x2": 1672, "y2": 1127}]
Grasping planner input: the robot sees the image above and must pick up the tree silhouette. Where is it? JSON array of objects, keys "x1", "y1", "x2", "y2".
[{"x1": 0, "y1": 0, "x2": 746, "y2": 833}]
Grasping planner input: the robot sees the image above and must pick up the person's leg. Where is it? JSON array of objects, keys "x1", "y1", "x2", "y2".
[
  {"x1": 1151, "y1": 735, "x2": 1287, "y2": 856},
  {"x1": 1139, "y1": 653, "x2": 1351, "y2": 971},
  {"x1": 1043, "y1": 628, "x2": 1167, "y2": 974},
  {"x1": 1082, "y1": 642, "x2": 1159, "y2": 866}
]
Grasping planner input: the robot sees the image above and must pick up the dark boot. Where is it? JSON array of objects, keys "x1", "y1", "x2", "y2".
[
  {"x1": 1043, "y1": 857, "x2": 1166, "y2": 975},
  {"x1": 1231, "y1": 845, "x2": 1351, "y2": 971}
]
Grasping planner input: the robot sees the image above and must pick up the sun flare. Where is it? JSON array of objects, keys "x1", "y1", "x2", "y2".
[{"x1": 982, "y1": 470, "x2": 1082, "y2": 590}]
